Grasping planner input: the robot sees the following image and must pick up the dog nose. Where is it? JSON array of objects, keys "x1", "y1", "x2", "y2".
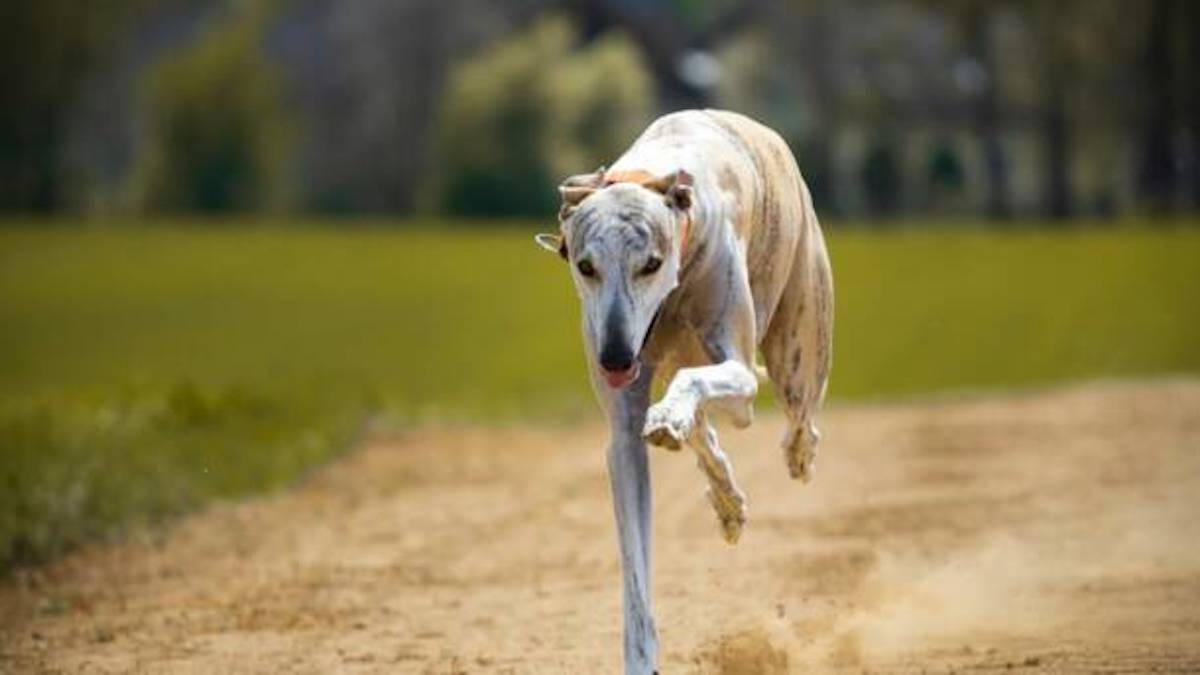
[{"x1": 599, "y1": 345, "x2": 635, "y2": 373}]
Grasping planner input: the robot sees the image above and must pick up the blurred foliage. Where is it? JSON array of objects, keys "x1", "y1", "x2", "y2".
[
  {"x1": 431, "y1": 16, "x2": 653, "y2": 217},
  {"x1": 2, "y1": 222, "x2": 1199, "y2": 570},
  {"x1": 861, "y1": 139, "x2": 903, "y2": 216},
  {"x1": 129, "y1": 4, "x2": 292, "y2": 212},
  {"x1": 0, "y1": 1, "x2": 142, "y2": 210},
  {"x1": 3, "y1": 0, "x2": 1200, "y2": 218},
  {"x1": 925, "y1": 139, "x2": 969, "y2": 212}
]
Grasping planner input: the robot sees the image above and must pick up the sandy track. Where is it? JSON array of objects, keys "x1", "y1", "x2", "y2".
[{"x1": 2, "y1": 380, "x2": 1199, "y2": 674}]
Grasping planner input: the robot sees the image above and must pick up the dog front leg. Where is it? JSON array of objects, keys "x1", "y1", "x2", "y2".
[
  {"x1": 606, "y1": 373, "x2": 659, "y2": 674},
  {"x1": 642, "y1": 359, "x2": 758, "y2": 450},
  {"x1": 688, "y1": 409, "x2": 747, "y2": 543},
  {"x1": 642, "y1": 359, "x2": 755, "y2": 542}
]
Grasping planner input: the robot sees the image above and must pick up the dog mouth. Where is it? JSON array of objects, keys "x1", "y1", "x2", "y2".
[{"x1": 600, "y1": 362, "x2": 640, "y2": 389}]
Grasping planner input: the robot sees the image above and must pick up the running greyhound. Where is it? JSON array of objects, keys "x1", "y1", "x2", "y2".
[{"x1": 536, "y1": 109, "x2": 833, "y2": 674}]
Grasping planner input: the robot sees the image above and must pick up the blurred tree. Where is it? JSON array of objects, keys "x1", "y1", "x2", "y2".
[
  {"x1": 927, "y1": 139, "x2": 966, "y2": 212},
  {"x1": 544, "y1": 32, "x2": 656, "y2": 180},
  {"x1": 1137, "y1": 0, "x2": 1177, "y2": 214},
  {"x1": 1025, "y1": 2, "x2": 1076, "y2": 220},
  {"x1": 784, "y1": 0, "x2": 843, "y2": 215},
  {"x1": 1185, "y1": 1, "x2": 1200, "y2": 211},
  {"x1": 861, "y1": 138, "x2": 903, "y2": 218},
  {"x1": 0, "y1": 2, "x2": 141, "y2": 211},
  {"x1": 911, "y1": 0, "x2": 1013, "y2": 219},
  {"x1": 958, "y1": 2, "x2": 1012, "y2": 220},
  {"x1": 276, "y1": 0, "x2": 541, "y2": 214},
  {"x1": 431, "y1": 16, "x2": 653, "y2": 217},
  {"x1": 1021, "y1": 0, "x2": 1140, "y2": 220},
  {"x1": 570, "y1": 0, "x2": 764, "y2": 110},
  {"x1": 129, "y1": 3, "x2": 292, "y2": 212},
  {"x1": 1041, "y1": 59, "x2": 1071, "y2": 220}
]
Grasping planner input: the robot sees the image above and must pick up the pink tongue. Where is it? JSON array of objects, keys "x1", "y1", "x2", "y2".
[{"x1": 603, "y1": 364, "x2": 638, "y2": 389}]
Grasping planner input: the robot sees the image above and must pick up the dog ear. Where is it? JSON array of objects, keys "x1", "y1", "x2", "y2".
[
  {"x1": 645, "y1": 169, "x2": 693, "y2": 212},
  {"x1": 558, "y1": 167, "x2": 605, "y2": 220},
  {"x1": 534, "y1": 232, "x2": 568, "y2": 260}
]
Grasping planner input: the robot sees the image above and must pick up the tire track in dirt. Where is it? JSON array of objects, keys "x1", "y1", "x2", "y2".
[{"x1": 2, "y1": 380, "x2": 1199, "y2": 673}]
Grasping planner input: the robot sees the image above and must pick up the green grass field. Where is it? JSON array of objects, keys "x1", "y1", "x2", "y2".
[{"x1": 2, "y1": 222, "x2": 1198, "y2": 570}]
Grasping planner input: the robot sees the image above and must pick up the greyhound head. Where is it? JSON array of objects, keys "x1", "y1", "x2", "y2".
[{"x1": 537, "y1": 168, "x2": 693, "y2": 390}]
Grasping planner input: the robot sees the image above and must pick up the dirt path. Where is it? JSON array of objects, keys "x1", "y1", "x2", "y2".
[{"x1": 2, "y1": 380, "x2": 1199, "y2": 674}]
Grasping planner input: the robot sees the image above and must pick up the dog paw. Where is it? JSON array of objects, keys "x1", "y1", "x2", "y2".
[
  {"x1": 785, "y1": 447, "x2": 816, "y2": 483},
  {"x1": 706, "y1": 487, "x2": 747, "y2": 544},
  {"x1": 783, "y1": 423, "x2": 819, "y2": 483},
  {"x1": 642, "y1": 401, "x2": 695, "y2": 450}
]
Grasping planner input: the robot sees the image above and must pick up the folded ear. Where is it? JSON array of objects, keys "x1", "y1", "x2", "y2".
[
  {"x1": 558, "y1": 167, "x2": 605, "y2": 220},
  {"x1": 643, "y1": 169, "x2": 693, "y2": 212},
  {"x1": 534, "y1": 232, "x2": 567, "y2": 260}
]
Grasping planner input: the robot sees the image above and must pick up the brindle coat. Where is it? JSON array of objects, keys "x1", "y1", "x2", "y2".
[{"x1": 541, "y1": 109, "x2": 833, "y2": 675}]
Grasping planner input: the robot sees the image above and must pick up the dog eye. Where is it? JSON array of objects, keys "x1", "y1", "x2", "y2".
[
  {"x1": 577, "y1": 259, "x2": 597, "y2": 278},
  {"x1": 640, "y1": 256, "x2": 662, "y2": 276}
]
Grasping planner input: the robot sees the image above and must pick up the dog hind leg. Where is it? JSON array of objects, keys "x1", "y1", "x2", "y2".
[{"x1": 762, "y1": 217, "x2": 833, "y2": 483}]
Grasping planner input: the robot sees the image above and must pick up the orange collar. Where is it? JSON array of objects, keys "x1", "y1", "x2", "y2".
[{"x1": 601, "y1": 170, "x2": 691, "y2": 258}]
